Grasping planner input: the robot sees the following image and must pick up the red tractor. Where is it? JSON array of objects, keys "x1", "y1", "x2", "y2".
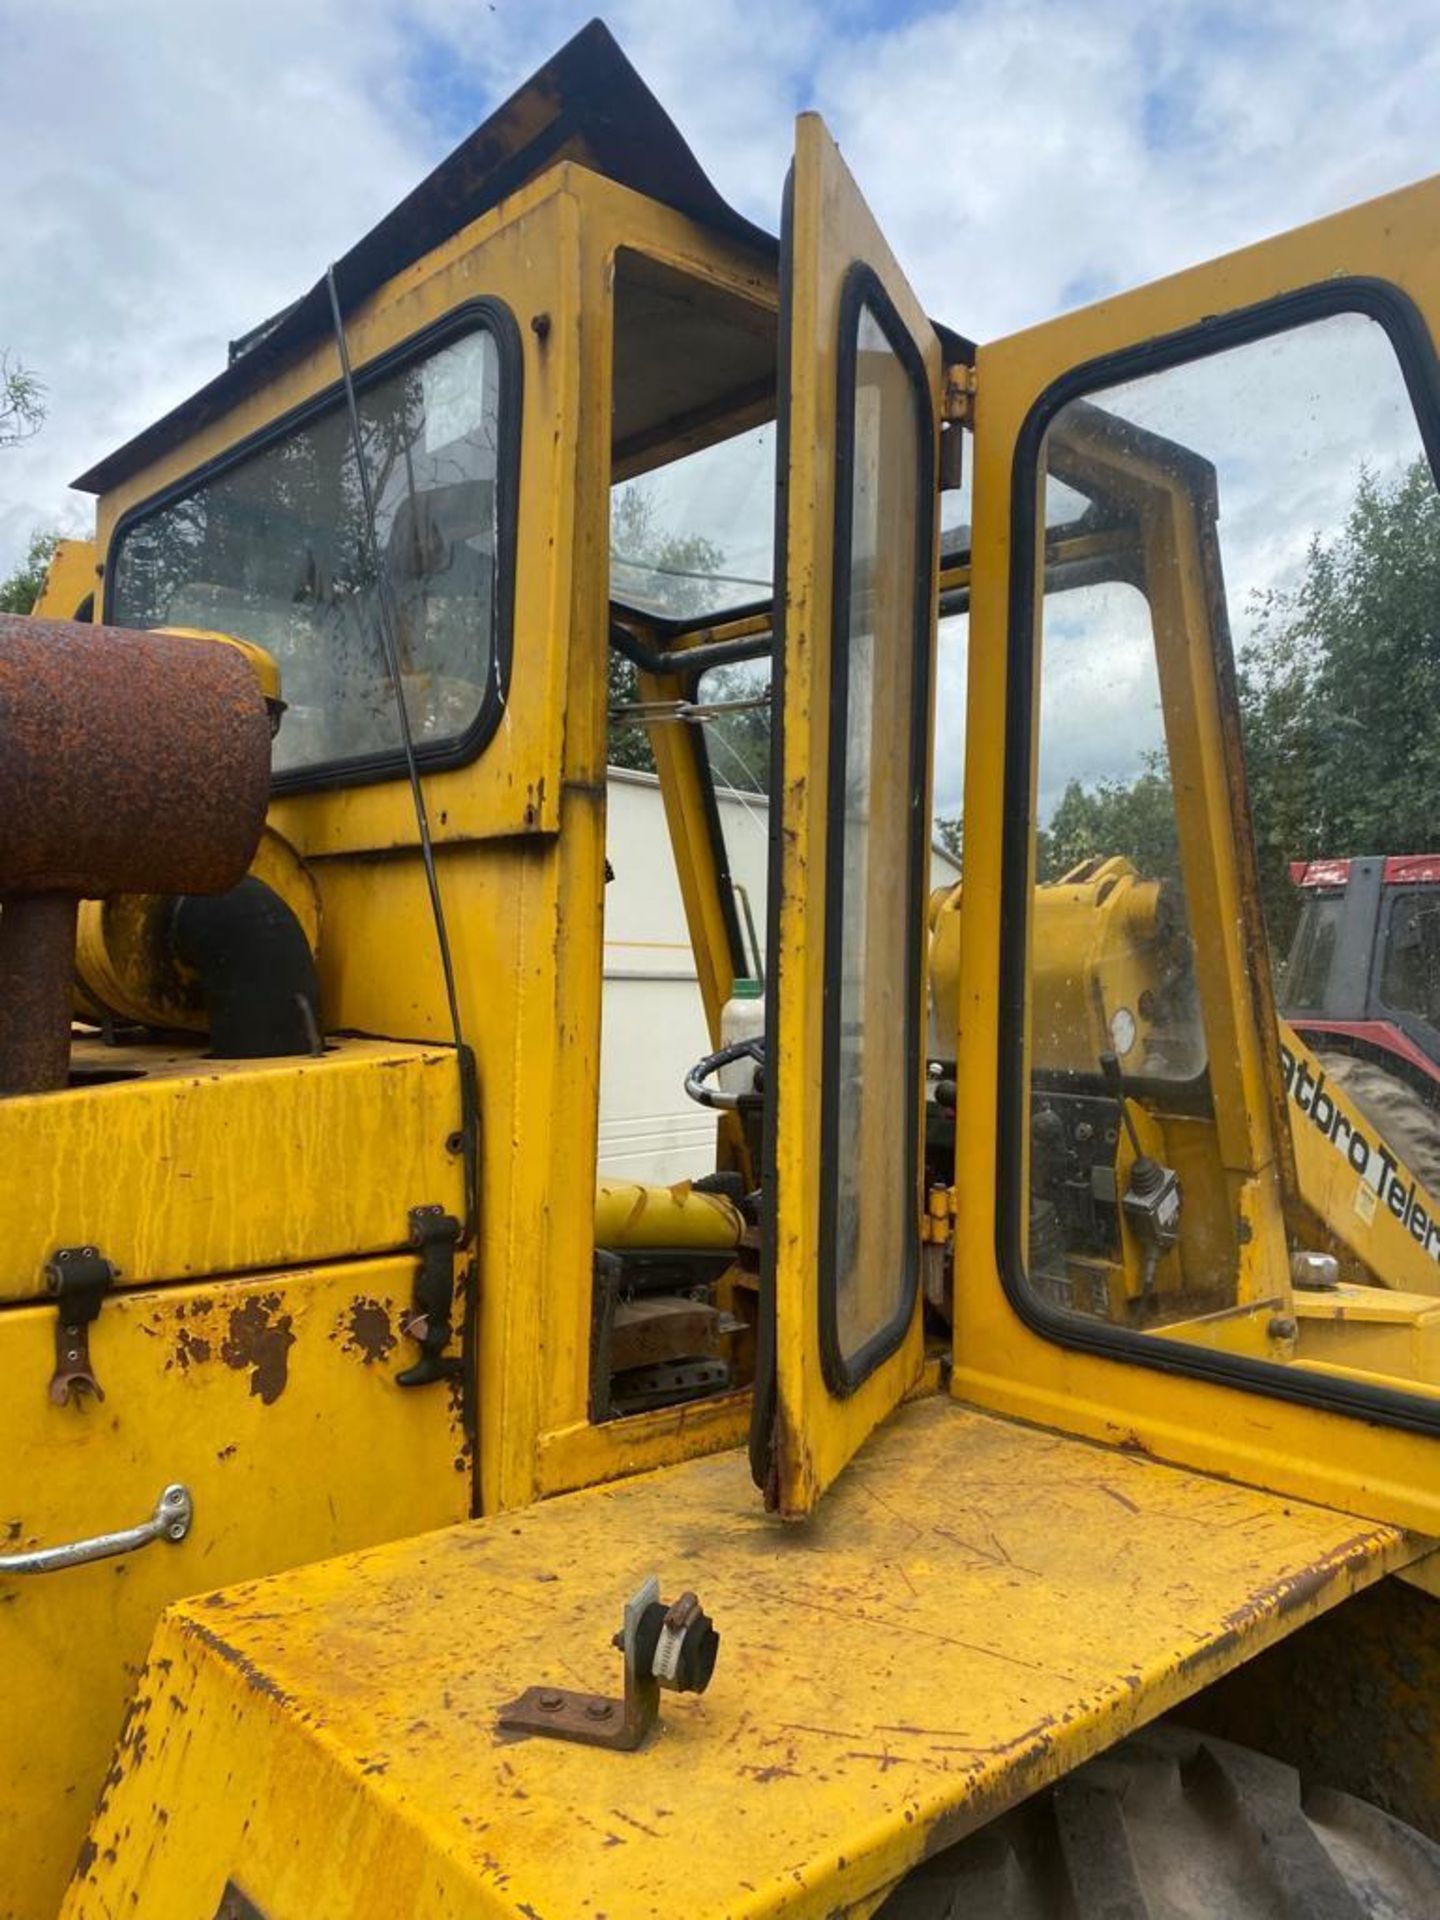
[{"x1": 1284, "y1": 855, "x2": 1440, "y2": 1191}]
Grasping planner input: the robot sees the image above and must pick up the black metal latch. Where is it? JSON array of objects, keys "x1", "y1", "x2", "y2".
[
  {"x1": 397, "y1": 1204, "x2": 463, "y2": 1387},
  {"x1": 45, "y1": 1245, "x2": 117, "y2": 1405}
]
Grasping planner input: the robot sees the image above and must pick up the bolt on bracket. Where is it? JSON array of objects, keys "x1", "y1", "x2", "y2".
[{"x1": 497, "y1": 1576, "x2": 718, "y2": 1752}]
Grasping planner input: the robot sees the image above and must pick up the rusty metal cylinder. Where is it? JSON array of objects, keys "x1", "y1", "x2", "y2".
[
  {"x1": 0, "y1": 893, "x2": 80, "y2": 1094},
  {"x1": 0, "y1": 614, "x2": 273, "y2": 897},
  {"x1": 0, "y1": 614, "x2": 274, "y2": 1094}
]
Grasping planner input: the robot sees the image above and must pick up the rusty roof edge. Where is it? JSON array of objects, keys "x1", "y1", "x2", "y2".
[{"x1": 73, "y1": 19, "x2": 778, "y2": 498}]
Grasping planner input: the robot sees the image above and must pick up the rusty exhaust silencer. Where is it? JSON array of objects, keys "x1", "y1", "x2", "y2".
[{"x1": 0, "y1": 614, "x2": 273, "y2": 1095}]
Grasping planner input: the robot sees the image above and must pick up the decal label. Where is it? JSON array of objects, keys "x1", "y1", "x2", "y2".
[{"x1": 1280, "y1": 1042, "x2": 1440, "y2": 1265}]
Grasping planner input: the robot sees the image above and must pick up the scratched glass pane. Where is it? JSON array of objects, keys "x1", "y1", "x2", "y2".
[
  {"x1": 111, "y1": 329, "x2": 502, "y2": 777},
  {"x1": 831, "y1": 304, "x2": 923, "y2": 1365},
  {"x1": 1023, "y1": 308, "x2": 1440, "y2": 1407}
]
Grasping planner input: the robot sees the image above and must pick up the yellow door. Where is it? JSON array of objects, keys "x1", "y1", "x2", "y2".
[
  {"x1": 954, "y1": 171, "x2": 1440, "y2": 1534},
  {"x1": 755, "y1": 115, "x2": 942, "y2": 1516}
]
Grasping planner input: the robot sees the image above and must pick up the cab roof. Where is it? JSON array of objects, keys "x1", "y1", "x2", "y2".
[{"x1": 74, "y1": 19, "x2": 775, "y2": 497}]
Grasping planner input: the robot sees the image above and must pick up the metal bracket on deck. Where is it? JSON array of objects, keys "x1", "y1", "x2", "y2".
[{"x1": 498, "y1": 1578, "x2": 719, "y2": 1752}]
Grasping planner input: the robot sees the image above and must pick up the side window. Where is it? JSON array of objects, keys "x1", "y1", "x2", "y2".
[
  {"x1": 110, "y1": 316, "x2": 517, "y2": 787},
  {"x1": 1012, "y1": 299, "x2": 1440, "y2": 1407},
  {"x1": 1381, "y1": 892, "x2": 1440, "y2": 1031}
]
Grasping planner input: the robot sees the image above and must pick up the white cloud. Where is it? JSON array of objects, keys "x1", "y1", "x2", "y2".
[
  {"x1": 0, "y1": 0, "x2": 433, "y2": 570},
  {"x1": 1, "y1": 0, "x2": 1436, "y2": 605}
]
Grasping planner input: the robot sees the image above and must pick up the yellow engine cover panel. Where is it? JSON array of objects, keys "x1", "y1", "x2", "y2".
[
  {"x1": 0, "y1": 1037, "x2": 464, "y2": 1302},
  {"x1": 0, "y1": 1256, "x2": 471, "y2": 1920}
]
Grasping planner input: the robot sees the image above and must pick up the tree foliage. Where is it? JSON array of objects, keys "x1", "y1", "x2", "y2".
[
  {"x1": 0, "y1": 352, "x2": 44, "y2": 449},
  {"x1": 1040, "y1": 458, "x2": 1440, "y2": 948},
  {"x1": 608, "y1": 485, "x2": 727, "y2": 774},
  {"x1": 1041, "y1": 760, "x2": 1178, "y2": 884},
  {"x1": 1238, "y1": 457, "x2": 1440, "y2": 945},
  {"x1": 935, "y1": 815, "x2": 964, "y2": 864},
  {"x1": 0, "y1": 528, "x2": 59, "y2": 614}
]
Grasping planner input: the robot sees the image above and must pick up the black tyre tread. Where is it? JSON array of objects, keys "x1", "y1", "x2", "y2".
[
  {"x1": 875, "y1": 1720, "x2": 1440, "y2": 1918},
  {"x1": 1314, "y1": 1049, "x2": 1440, "y2": 1199}
]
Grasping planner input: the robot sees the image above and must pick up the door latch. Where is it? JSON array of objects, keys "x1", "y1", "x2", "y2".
[
  {"x1": 397, "y1": 1204, "x2": 464, "y2": 1387},
  {"x1": 45, "y1": 1245, "x2": 117, "y2": 1405}
]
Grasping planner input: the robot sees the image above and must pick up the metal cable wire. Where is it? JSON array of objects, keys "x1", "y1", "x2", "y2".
[{"x1": 324, "y1": 265, "x2": 477, "y2": 1234}]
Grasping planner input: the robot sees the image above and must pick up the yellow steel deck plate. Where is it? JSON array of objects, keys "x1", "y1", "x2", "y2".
[{"x1": 67, "y1": 1397, "x2": 1423, "y2": 1920}]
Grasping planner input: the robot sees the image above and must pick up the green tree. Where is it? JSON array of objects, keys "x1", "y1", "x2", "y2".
[
  {"x1": 1032, "y1": 457, "x2": 1440, "y2": 952},
  {"x1": 0, "y1": 352, "x2": 44, "y2": 449},
  {"x1": 1239, "y1": 457, "x2": 1440, "y2": 948},
  {"x1": 1041, "y1": 758, "x2": 1178, "y2": 883},
  {"x1": 608, "y1": 485, "x2": 727, "y2": 774},
  {"x1": 935, "y1": 815, "x2": 963, "y2": 865},
  {"x1": 0, "y1": 528, "x2": 59, "y2": 613}
]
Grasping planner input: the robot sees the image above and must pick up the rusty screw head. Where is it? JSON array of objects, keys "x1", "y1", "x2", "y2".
[
  {"x1": 537, "y1": 1691, "x2": 563, "y2": 1712},
  {"x1": 585, "y1": 1700, "x2": 614, "y2": 1722}
]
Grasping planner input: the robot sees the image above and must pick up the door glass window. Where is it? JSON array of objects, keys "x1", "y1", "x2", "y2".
[
  {"x1": 1016, "y1": 303, "x2": 1440, "y2": 1402},
  {"x1": 821, "y1": 281, "x2": 933, "y2": 1386}
]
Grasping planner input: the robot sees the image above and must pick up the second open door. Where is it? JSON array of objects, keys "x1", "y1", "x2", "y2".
[{"x1": 753, "y1": 115, "x2": 942, "y2": 1517}]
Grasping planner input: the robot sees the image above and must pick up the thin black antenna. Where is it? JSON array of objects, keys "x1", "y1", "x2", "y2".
[{"x1": 325, "y1": 265, "x2": 477, "y2": 1236}]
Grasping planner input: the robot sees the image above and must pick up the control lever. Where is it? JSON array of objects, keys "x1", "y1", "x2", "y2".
[{"x1": 1099, "y1": 1051, "x2": 1181, "y2": 1299}]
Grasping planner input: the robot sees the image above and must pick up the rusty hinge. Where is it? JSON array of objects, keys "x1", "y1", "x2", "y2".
[
  {"x1": 939, "y1": 364, "x2": 975, "y2": 492},
  {"x1": 942, "y1": 363, "x2": 976, "y2": 425},
  {"x1": 921, "y1": 1185, "x2": 957, "y2": 1247},
  {"x1": 396, "y1": 1204, "x2": 464, "y2": 1387},
  {"x1": 45, "y1": 1245, "x2": 117, "y2": 1404}
]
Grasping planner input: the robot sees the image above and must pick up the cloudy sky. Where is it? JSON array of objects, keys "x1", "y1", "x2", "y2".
[
  {"x1": 3, "y1": 0, "x2": 1436, "y2": 565},
  {"x1": 1, "y1": 0, "x2": 1436, "y2": 822}
]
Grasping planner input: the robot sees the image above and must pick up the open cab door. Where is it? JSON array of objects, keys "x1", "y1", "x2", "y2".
[
  {"x1": 754, "y1": 116, "x2": 942, "y2": 1515},
  {"x1": 953, "y1": 169, "x2": 1440, "y2": 1536}
]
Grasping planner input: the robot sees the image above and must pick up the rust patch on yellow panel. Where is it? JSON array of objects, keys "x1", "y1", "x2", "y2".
[
  {"x1": 340, "y1": 1298, "x2": 398, "y2": 1366},
  {"x1": 220, "y1": 1295, "x2": 295, "y2": 1406},
  {"x1": 171, "y1": 1325, "x2": 213, "y2": 1372}
]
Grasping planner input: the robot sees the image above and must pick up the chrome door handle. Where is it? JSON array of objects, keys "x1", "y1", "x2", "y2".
[{"x1": 0, "y1": 1483, "x2": 193, "y2": 1576}]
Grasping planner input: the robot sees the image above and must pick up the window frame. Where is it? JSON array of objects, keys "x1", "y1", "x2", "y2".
[
  {"x1": 998, "y1": 275, "x2": 1440, "y2": 1435},
  {"x1": 817, "y1": 261, "x2": 936, "y2": 1397},
  {"x1": 105, "y1": 297, "x2": 524, "y2": 797}
]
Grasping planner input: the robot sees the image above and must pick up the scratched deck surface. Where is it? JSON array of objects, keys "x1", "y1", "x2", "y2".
[{"x1": 66, "y1": 1398, "x2": 1419, "y2": 1920}]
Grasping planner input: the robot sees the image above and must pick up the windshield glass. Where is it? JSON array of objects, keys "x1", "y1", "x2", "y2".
[
  {"x1": 110, "y1": 323, "x2": 506, "y2": 781},
  {"x1": 1382, "y1": 891, "x2": 1440, "y2": 1027},
  {"x1": 611, "y1": 423, "x2": 775, "y2": 622}
]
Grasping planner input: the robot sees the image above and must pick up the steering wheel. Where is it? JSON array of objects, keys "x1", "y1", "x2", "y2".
[{"x1": 683, "y1": 1036, "x2": 765, "y2": 1112}]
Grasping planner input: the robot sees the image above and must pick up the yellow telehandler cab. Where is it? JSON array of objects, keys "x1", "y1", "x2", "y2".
[{"x1": 5, "y1": 19, "x2": 1440, "y2": 1918}]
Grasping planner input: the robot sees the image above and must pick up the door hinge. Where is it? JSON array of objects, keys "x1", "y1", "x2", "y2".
[
  {"x1": 397, "y1": 1204, "x2": 464, "y2": 1387},
  {"x1": 942, "y1": 363, "x2": 976, "y2": 425},
  {"x1": 940, "y1": 365, "x2": 975, "y2": 491},
  {"x1": 921, "y1": 1185, "x2": 957, "y2": 1247},
  {"x1": 45, "y1": 1244, "x2": 117, "y2": 1405}
]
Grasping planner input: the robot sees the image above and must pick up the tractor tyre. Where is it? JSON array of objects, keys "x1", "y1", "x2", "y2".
[
  {"x1": 875, "y1": 1719, "x2": 1440, "y2": 1918},
  {"x1": 1315, "y1": 1048, "x2": 1440, "y2": 1199}
]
